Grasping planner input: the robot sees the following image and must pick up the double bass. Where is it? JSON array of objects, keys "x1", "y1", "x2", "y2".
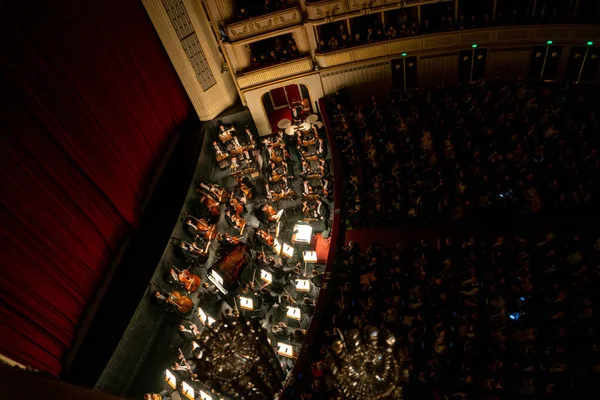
[
  {"x1": 165, "y1": 260, "x2": 201, "y2": 292},
  {"x1": 255, "y1": 229, "x2": 275, "y2": 246},
  {"x1": 152, "y1": 284, "x2": 194, "y2": 314}
]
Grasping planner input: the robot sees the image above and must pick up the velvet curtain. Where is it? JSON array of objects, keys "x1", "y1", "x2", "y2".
[{"x1": 0, "y1": 0, "x2": 191, "y2": 375}]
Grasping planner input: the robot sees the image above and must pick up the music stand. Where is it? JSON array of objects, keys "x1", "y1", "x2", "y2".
[
  {"x1": 277, "y1": 342, "x2": 296, "y2": 358},
  {"x1": 239, "y1": 296, "x2": 254, "y2": 311},
  {"x1": 165, "y1": 369, "x2": 177, "y2": 389},
  {"x1": 287, "y1": 306, "x2": 302, "y2": 320},
  {"x1": 181, "y1": 382, "x2": 195, "y2": 400}
]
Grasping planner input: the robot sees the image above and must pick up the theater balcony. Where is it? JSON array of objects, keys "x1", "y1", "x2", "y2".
[
  {"x1": 224, "y1": 6, "x2": 303, "y2": 42},
  {"x1": 314, "y1": 24, "x2": 600, "y2": 69},
  {"x1": 306, "y1": 0, "x2": 451, "y2": 23},
  {"x1": 236, "y1": 56, "x2": 314, "y2": 89}
]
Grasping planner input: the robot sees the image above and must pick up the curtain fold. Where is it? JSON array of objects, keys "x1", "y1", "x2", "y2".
[{"x1": 0, "y1": 0, "x2": 192, "y2": 375}]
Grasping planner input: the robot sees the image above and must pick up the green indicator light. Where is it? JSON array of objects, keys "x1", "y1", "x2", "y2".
[
  {"x1": 401, "y1": 53, "x2": 407, "y2": 57},
  {"x1": 472, "y1": 44, "x2": 478, "y2": 48},
  {"x1": 587, "y1": 41, "x2": 594, "y2": 46},
  {"x1": 547, "y1": 40, "x2": 553, "y2": 45}
]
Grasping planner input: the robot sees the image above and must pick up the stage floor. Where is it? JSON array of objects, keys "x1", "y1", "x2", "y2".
[{"x1": 96, "y1": 107, "x2": 334, "y2": 398}]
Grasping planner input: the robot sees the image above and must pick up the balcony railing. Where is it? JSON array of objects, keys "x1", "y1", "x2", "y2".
[
  {"x1": 306, "y1": 0, "x2": 449, "y2": 22},
  {"x1": 236, "y1": 57, "x2": 313, "y2": 89},
  {"x1": 225, "y1": 6, "x2": 302, "y2": 42},
  {"x1": 315, "y1": 24, "x2": 600, "y2": 68}
]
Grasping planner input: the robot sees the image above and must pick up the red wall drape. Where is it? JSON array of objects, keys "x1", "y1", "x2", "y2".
[
  {"x1": 284, "y1": 84, "x2": 302, "y2": 104},
  {"x1": 270, "y1": 88, "x2": 289, "y2": 108},
  {"x1": 0, "y1": 0, "x2": 191, "y2": 375}
]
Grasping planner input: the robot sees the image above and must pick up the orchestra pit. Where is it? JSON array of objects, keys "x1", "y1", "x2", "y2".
[{"x1": 3, "y1": 1, "x2": 600, "y2": 400}]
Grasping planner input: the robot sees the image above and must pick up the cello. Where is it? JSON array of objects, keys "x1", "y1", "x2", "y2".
[
  {"x1": 164, "y1": 260, "x2": 201, "y2": 292},
  {"x1": 152, "y1": 284, "x2": 194, "y2": 314}
]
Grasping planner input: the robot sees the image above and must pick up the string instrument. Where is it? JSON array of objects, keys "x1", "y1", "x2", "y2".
[
  {"x1": 165, "y1": 260, "x2": 201, "y2": 292},
  {"x1": 218, "y1": 233, "x2": 241, "y2": 246},
  {"x1": 262, "y1": 203, "x2": 278, "y2": 221},
  {"x1": 230, "y1": 213, "x2": 246, "y2": 234},
  {"x1": 238, "y1": 178, "x2": 253, "y2": 199},
  {"x1": 197, "y1": 181, "x2": 227, "y2": 202},
  {"x1": 152, "y1": 283, "x2": 193, "y2": 314},
  {"x1": 255, "y1": 229, "x2": 275, "y2": 246},
  {"x1": 183, "y1": 212, "x2": 217, "y2": 240},
  {"x1": 229, "y1": 197, "x2": 244, "y2": 217},
  {"x1": 198, "y1": 192, "x2": 221, "y2": 216},
  {"x1": 172, "y1": 237, "x2": 208, "y2": 258}
]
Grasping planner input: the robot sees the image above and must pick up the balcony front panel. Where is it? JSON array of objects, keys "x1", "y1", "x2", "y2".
[
  {"x1": 314, "y1": 25, "x2": 600, "y2": 70},
  {"x1": 347, "y1": 0, "x2": 386, "y2": 12},
  {"x1": 306, "y1": 0, "x2": 348, "y2": 21},
  {"x1": 316, "y1": 50, "x2": 354, "y2": 68},
  {"x1": 237, "y1": 57, "x2": 313, "y2": 89},
  {"x1": 225, "y1": 7, "x2": 302, "y2": 42}
]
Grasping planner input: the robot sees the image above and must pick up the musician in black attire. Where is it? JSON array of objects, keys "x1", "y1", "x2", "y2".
[{"x1": 178, "y1": 323, "x2": 201, "y2": 341}]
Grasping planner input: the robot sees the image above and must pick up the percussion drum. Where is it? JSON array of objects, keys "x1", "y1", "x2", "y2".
[
  {"x1": 306, "y1": 114, "x2": 319, "y2": 124},
  {"x1": 277, "y1": 119, "x2": 292, "y2": 129},
  {"x1": 285, "y1": 125, "x2": 297, "y2": 136},
  {"x1": 299, "y1": 122, "x2": 311, "y2": 131}
]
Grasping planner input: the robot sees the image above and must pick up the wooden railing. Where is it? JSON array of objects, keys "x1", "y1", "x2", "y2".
[
  {"x1": 315, "y1": 24, "x2": 600, "y2": 68},
  {"x1": 306, "y1": 0, "x2": 450, "y2": 22},
  {"x1": 224, "y1": 6, "x2": 302, "y2": 42},
  {"x1": 236, "y1": 57, "x2": 313, "y2": 89}
]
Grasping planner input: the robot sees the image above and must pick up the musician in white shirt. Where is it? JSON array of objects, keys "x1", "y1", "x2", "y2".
[{"x1": 302, "y1": 179, "x2": 313, "y2": 196}]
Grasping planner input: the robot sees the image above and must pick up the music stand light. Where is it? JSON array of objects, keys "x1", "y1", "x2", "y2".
[
  {"x1": 164, "y1": 369, "x2": 177, "y2": 389},
  {"x1": 296, "y1": 279, "x2": 310, "y2": 292},
  {"x1": 282, "y1": 243, "x2": 294, "y2": 258},
  {"x1": 198, "y1": 307, "x2": 215, "y2": 327},
  {"x1": 239, "y1": 296, "x2": 254, "y2": 311},
  {"x1": 303, "y1": 251, "x2": 317, "y2": 263},
  {"x1": 273, "y1": 239, "x2": 282, "y2": 255},
  {"x1": 292, "y1": 224, "x2": 312, "y2": 244},
  {"x1": 208, "y1": 269, "x2": 228, "y2": 295},
  {"x1": 277, "y1": 342, "x2": 295, "y2": 358},
  {"x1": 287, "y1": 306, "x2": 302, "y2": 320},
  {"x1": 260, "y1": 269, "x2": 273, "y2": 284},
  {"x1": 181, "y1": 381, "x2": 195, "y2": 400}
]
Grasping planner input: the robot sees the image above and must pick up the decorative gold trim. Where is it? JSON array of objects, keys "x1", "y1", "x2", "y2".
[{"x1": 225, "y1": 7, "x2": 302, "y2": 42}]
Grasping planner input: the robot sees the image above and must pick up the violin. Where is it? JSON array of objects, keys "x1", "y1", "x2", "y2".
[
  {"x1": 165, "y1": 260, "x2": 201, "y2": 292},
  {"x1": 152, "y1": 284, "x2": 194, "y2": 314},
  {"x1": 262, "y1": 203, "x2": 278, "y2": 221},
  {"x1": 255, "y1": 229, "x2": 275, "y2": 246},
  {"x1": 238, "y1": 178, "x2": 253, "y2": 199},
  {"x1": 229, "y1": 197, "x2": 244, "y2": 217},
  {"x1": 218, "y1": 233, "x2": 241, "y2": 246},
  {"x1": 230, "y1": 213, "x2": 246, "y2": 234}
]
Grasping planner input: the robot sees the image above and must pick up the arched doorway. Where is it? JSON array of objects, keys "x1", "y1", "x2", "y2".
[{"x1": 261, "y1": 84, "x2": 311, "y2": 133}]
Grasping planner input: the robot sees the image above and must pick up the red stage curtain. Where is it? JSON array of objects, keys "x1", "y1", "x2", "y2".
[
  {"x1": 0, "y1": 0, "x2": 191, "y2": 375},
  {"x1": 284, "y1": 84, "x2": 302, "y2": 104},
  {"x1": 270, "y1": 88, "x2": 288, "y2": 108}
]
